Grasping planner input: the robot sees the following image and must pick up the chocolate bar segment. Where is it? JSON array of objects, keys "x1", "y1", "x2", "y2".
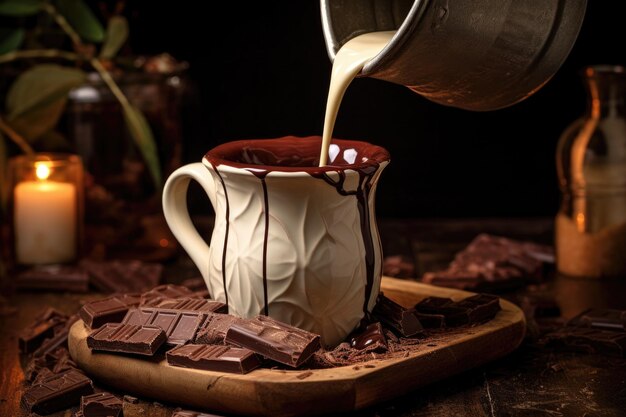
[
  {"x1": 543, "y1": 327, "x2": 626, "y2": 357},
  {"x1": 33, "y1": 315, "x2": 80, "y2": 358},
  {"x1": 167, "y1": 344, "x2": 260, "y2": 374},
  {"x1": 568, "y1": 308, "x2": 626, "y2": 331},
  {"x1": 225, "y1": 315, "x2": 320, "y2": 368},
  {"x1": 157, "y1": 298, "x2": 227, "y2": 314},
  {"x1": 79, "y1": 294, "x2": 141, "y2": 328},
  {"x1": 16, "y1": 265, "x2": 89, "y2": 293},
  {"x1": 414, "y1": 294, "x2": 501, "y2": 327},
  {"x1": 19, "y1": 308, "x2": 67, "y2": 353},
  {"x1": 21, "y1": 369, "x2": 94, "y2": 414},
  {"x1": 447, "y1": 294, "x2": 501, "y2": 326},
  {"x1": 81, "y1": 392, "x2": 123, "y2": 417},
  {"x1": 81, "y1": 259, "x2": 162, "y2": 293},
  {"x1": 140, "y1": 284, "x2": 198, "y2": 306},
  {"x1": 372, "y1": 293, "x2": 423, "y2": 337},
  {"x1": 87, "y1": 323, "x2": 166, "y2": 356},
  {"x1": 122, "y1": 307, "x2": 207, "y2": 345},
  {"x1": 422, "y1": 234, "x2": 554, "y2": 291},
  {"x1": 195, "y1": 314, "x2": 240, "y2": 345}
]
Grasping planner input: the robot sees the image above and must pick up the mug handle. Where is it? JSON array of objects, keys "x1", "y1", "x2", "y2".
[{"x1": 162, "y1": 163, "x2": 216, "y2": 281}]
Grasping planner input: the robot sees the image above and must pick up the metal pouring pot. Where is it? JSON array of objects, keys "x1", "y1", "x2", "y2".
[{"x1": 320, "y1": 0, "x2": 588, "y2": 111}]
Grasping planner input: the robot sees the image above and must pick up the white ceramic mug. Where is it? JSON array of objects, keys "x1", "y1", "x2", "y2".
[{"x1": 162, "y1": 136, "x2": 390, "y2": 346}]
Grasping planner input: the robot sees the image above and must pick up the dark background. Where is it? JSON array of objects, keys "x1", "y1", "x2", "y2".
[{"x1": 126, "y1": 1, "x2": 624, "y2": 219}]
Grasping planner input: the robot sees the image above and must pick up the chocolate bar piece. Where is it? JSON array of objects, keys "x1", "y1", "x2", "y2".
[
  {"x1": 414, "y1": 295, "x2": 501, "y2": 327},
  {"x1": 157, "y1": 298, "x2": 227, "y2": 314},
  {"x1": 414, "y1": 297, "x2": 452, "y2": 328},
  {"x1": 568, "y1": 308, "x2": 626, "y2": 331},
  {"x1": 16, "y1": 265, "x2": 90, "y2": 293},
  {"x1": 123, "y1": 307, "x2": 207, "y2": 345},
  {"x1": 167, "y1": 344, "x2": 260, "y2": 374},
  {"x1": 226, "y1": 315, "x2": 320, "y2": 368},
  {"x1": 81, "y1": 392, "x2": 123, "y2": 417},
  {"x1": 79, "y1": 294, "x2": 141, "y2": 328},
  {"x1": 195, "y1": 314, "x2": 240, "y2": 344},
  {"x1": 350, "y1": 322, "x2": 387, "y2": 351},
  {"x1": 172, "y1": 408, "x2": 226, "y2": 417},
  {"x1": 21, "y1": 369, "x2": 94, "y2": 414},
  {"x1": 81, "y1": 259, "x2": 162, "y2": 293},
  {"x1": 33, "y1": 315, "x2": 80, "y2": 358},
  {"x1": 422, "y1": 234, "x2": 554, "y2": 291},
  {"x1": 87, "y1": 323, "x2": 167, "y2": 356},
  {"x1": 372, "y1": 293, "x2": 423, "y2": 337},
  {"x1": 448, "y1": 294, "x2": 501, "y2": 326},
  {"x1": 19, "y1": 308, "x2": 67, "y2": 353},
  {"x1": 543, "y1": 327, "x2": 626, "y2": 357},
  {"x1": 140, "y1": 284, "x2": 198, "y2": 306}
]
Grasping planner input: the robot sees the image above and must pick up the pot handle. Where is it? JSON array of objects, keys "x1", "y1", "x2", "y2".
[{"x1": 162, "y1": 163, "x2": 216, "y2": 282}]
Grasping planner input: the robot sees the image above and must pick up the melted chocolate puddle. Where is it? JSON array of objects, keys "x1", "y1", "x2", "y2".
[{"x1": 206, "y1": 137, "x2": 389, "y2": 321}]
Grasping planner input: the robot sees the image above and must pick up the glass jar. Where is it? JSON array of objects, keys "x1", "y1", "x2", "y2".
[{"x1": 555, "y1": 65, "x2": 626, "y2": 278}]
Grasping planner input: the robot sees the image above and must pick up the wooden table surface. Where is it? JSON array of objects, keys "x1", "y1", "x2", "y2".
[{"x1": 2, "y1": 217, "x2": 626, "y2": 417}]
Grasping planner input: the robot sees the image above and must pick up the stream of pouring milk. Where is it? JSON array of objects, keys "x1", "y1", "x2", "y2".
[{"x1": 319, "y1": 31, "x2": 396, "y2": 166}]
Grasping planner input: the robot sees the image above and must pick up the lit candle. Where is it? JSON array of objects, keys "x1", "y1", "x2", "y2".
[{"x1": 14, "y1": 162, "x2": 77, "y2": 264}]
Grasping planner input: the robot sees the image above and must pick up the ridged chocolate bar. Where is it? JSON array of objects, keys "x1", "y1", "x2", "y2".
[
  {"x1": 87, "y1": 323, "x2": 166, "y2": 355},
  {"x1": 372, "y1": 293, "x2": 423, "y2": 337},
  {"x1": 123, "y1": 307, "x2": 207, "y2": 345},
  {"x1": 157, "y1": 298, "x2": 227, "y2": 313},
  {"x1": 80, "y1": 392, "x2": 123, "y2": 417},
  {"x1": 225, "y1": 315, "x2": 320, "y2": 368},
  {"x1": 16, "y1": 265, "x2": 90, "y2": 293},
  {"x1": 19, "y1": 308, "x2": 67, "y2": 353},
  {"x1": 167, "y1": 344, "x2": 260, "y2": 374},
  {"x1": 195, "y1": 313, "x2": 240, "y2": 344},
  {"x1": 140, "y1": 284, "x2": 199, "y2": 306},
  {"x1": 79, "y1": 294, "x2": 141, "y2": 328},
  {"x1": 81, "y1": 259, "x2": 162, "y2": 293},
  {"x1": 21, "y1": 369, "x2": 94, "y2": 414},
  {"x1": 568, "y1": 308, "x2": 626, "y2": 331}
]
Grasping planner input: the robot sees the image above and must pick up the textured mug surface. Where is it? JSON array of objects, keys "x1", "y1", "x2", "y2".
[{"x1": 162, "y1": 136, "x2": 390, "y2": 346}]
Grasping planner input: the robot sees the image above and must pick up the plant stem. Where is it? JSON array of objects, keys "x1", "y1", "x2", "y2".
[
  {"x1": 0, "y1": 117, "x2": 34, "y2": 155},
  {"x1": 89, "y1": 58, "x2": 131, "y2": 109},
  {"x1": 0, "y1": 49, "x2": 81, "y2": 65},
  {"x1": 40, "y1": 3, "x2": 82, "y2": 46}
]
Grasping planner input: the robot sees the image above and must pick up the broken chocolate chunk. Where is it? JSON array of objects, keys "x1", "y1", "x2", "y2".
[
  {"x1": 87, "y1": 323, "x2": 167, "y2": 356},
  {"x1": 195, "y1": 313, "x2": 240, "y2": 345},
  {"x1": 372, "y1": 293, "x2": 423, "y2": 337},
  {"x1": 21, "y1": 369, "x2": 94, "y2": 414},
  {"x1": 81, "y1": 259, "x2": 162, "y2": 293},
  {"x1": 79, "y1": 294, "x2": 141, "y2": 328},
  {"x1": 166, "y1": 344, "x2": 261, "y2": 374},
  {"x1": 80, "y1": 392, "x2": 123, "y2": 417},
  {"x1": 226, "y1": 315, "x2": 320, "y2": 368}
]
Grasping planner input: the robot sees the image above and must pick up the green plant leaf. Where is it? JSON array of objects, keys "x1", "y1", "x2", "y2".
[
  {"x1": 0, "y1": 0, "x2": 40, "y2": 16},
  {"x1": 56, "y1": 0, "x2": 104, "y2": 43},
  {"x1": 6, "y1": 64, "x2": 86, "y2": 121},
  {"x1": 99, "y1": 15, "x2": 128, "y2": 59},
  {"x1": 0, "y1": 27, "x2": 25, "y2": 54},
  {"x1": 122, "y1": 104, "x2": 162, "y2": 187},
  {"x1": 9, "y1": 96, "x2": 69, "y2": 141}
]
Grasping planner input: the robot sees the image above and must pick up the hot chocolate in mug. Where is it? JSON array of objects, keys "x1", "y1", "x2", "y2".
[{"x1": 162, "y1": 136, "x2": 390, "y2": 346}]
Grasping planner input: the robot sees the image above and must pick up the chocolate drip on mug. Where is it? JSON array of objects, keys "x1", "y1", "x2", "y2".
[
  {"x1": 310, "y1": 165, "x2": 380, "y2": 321},
  {"x1": 209, "y1": 162, "x2": 230, "y2": 309},
  {"x1": 246, "y1": 168, "x2": 271, "y2": 317}
]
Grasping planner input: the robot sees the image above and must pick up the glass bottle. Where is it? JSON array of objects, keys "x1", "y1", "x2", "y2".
[{"x1": 555, "y1": 65, "x2": 626, "y2": 278}]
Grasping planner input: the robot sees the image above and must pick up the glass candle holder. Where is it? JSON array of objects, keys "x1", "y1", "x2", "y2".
[{"x1": 8, "y1": 153, "x2": 84, "y2": 265}]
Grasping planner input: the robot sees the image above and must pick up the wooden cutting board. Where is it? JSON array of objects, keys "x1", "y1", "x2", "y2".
[{"x1": 68, "y1": 277, "x2": 525, "y2": 417}]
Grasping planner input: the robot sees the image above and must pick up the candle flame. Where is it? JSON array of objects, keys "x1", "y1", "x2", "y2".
[{"x1": 35, "y1": 162, "x2": 51, "y2": 181}]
